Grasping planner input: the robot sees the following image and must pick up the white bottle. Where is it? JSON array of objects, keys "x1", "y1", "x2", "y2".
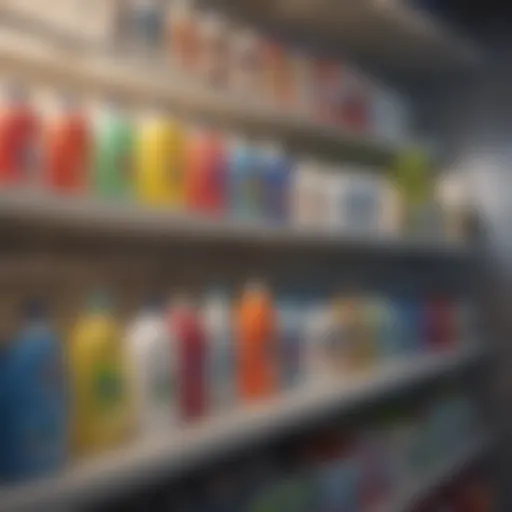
[
  {"x1": 126, "y1": 299, "x2": 176, "y2": 438},
  {"x1": 292, "y1": 159, "x2": 327, "y2": 230},
  {"x1": 277, "y1": 299, "x2": 305, "y2": 390},
  {"x1": 202, "y1": 290, "x2": 234, "y2": 413},
  {"x1": 304, "y1": 303, "x2": 334, "y2": 382}
]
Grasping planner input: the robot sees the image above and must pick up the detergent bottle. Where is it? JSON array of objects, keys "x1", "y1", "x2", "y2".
[
  {"x1": 43, "y1": 92, "x2": 90, "y2": 194},
  {"x1": 202, "y1": 289, "x2": 235, "y2": 413},
  {"x1": 69, "y1": 292, "x2": 131, "y2": 457},
  {"x1": 126, "y1": 0, "x2": 164, "y2": 57},
  {"x1": 135, "y1": 110, "x2": 185, "y2": 207},
  {"x1": 168, "y1": 294, "x2": 207, "y2": 422},
  {"x1": 1, "y1": 299, "x2": 66, "y2": 481},
  {"x1": 425, "y1": 296, "x2": 456, "y2": 352},
  {"x1": 304, "y1": 301, "x2": 333, "y2": 381},
  {"x1": 228, "y1": 136, "x2": 262, "y2": 220},
  {"x1": 277, "y1": 298, "x2": 304, "y2": 390},
  {"x1": 126, "y1": 298, "x2": 176, "y2": 438},
  {"x1": 197, "y1": 10, "x2": 229, "y2": 87},
  {"x1": 185, "y1": 125, "x2": 226, "y2": 215},
  {"x1": 92, "y1": 100, "x2": 133, "y2": 200},
  {"x1": 261, "y1": 142, "x2": 292, "y2": 224},
  {"x1": 0, "y1": 342, "x2": 9, "y2": 481},
  {"x1": 331, "y1": 295, "x2": 363, "y2": 372},
  {"x1": 237, "y1": 281, "x2": 276, "y2": 402},
  {"x1": 0, "y1": 82, "x2": 38, "y2": 186},
  {"x1": 167, "y1": 0, "x2": 200, "y2": 73}
]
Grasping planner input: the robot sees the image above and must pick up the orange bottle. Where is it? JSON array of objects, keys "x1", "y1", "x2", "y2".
[
  {"x1": 237, "y1": 282, "x2": 276, "y2": 402},
  {"x1": 44, "y1": 95, "x2": 90, "y2": 194}
]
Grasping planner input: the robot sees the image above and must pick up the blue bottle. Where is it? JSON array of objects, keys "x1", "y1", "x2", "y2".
[
  {"x1": 2, "y1": 300, "x2": 67, "y2": 481},
  {"x1": 278, "y1": 299, "x2": 304, "y2": 390},
  {"x1": 395, "y1": 297, "x2": 422, "y2": 355},
  {"x1": 261, "y1": 142, "x2": 292, "y2": 224},
  {"x1": 0, "y1": 341, "x2": 11, "y2": 481},
  {"x1": 228, "y1": 136, "x2": 263, "y2": 221}
]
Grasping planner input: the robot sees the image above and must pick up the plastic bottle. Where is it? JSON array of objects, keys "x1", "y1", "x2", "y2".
[
  {"x1": 261, "y1": 40, "x2": 295, "y2": 108},
  {"x1": 185, "y1": 125, "x2": 227, "y2": 215},
  {"x1": 277, "y1": 299, "x2": 304, "y2": 390},
  {"x1": 0, "y1": 342, "x2": 9, "y2": 480},
  {"x1": 261, "y1": 142, "x2": 292, "y2": 224},
  {"x1": 43, "y1": 93, "x2": 90, "y2": 194},
  {"x1": 69, "y1": 292, "x2": 131, "y2": 457},
  {"x1": 291, "y1": 159, "x2": 327, "y2": 230},
  {"x1": 374, "y1": 298, "x2": 402, "y2": 359},
  {"x1": 229, "y1": 26, "x2": 263, "y2": 96},
  {"x1": 167, "y1": 0, "x2": 200, "y2": 73},
  {"x1": 1, "y1": 300, "x2": 66, "y2": 481},
  {"x1": 425, "y1": 297, "x2": 456, "y2": 352},
  {"x1": 237, "y1": 281, "x2": 276, "y2": 402},
  {"x1": 304, "y1": 302, "x2": 333, "y2": 380},
  {"x1": 362, "y1": 296, "x2": 384, "y2": 364},
  {"x1": 332, "y1": 296, "x2": 364, "y2": 372},
  {"x1": 196, "y1": 10, "x2": 229, "y2": 87},
  {"x1": 0, "y1": 83, "x2": 38, "y2": 186},
  {"x1": 228, "y1": 136, "x2": 263, "y2": 221},
  {"x1": 168, "y1": 295, "x2": 207, "y2": 422},
  {"x1": 202, "y1": 289, "x2": 234, "y2": 413},
  {"x1": 135, "y1": 110, "x2": 185, "y2": 207},
  {"x1": 125, "y1": 0, "x2": 164, "y2": 57},
  {"x1": 92, "y1": 100, "x2": 133, "y2": 200},
  {"x1": 126, "y1": 298, "x2": 176, "y2": 438}
]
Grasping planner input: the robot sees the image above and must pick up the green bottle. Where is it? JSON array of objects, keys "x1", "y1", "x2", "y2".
[{"x1": 93, "y1": 102, "x2": 134, "y2": 200}]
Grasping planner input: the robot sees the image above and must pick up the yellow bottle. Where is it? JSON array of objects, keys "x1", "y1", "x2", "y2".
[
  {"x1": 69, "y1": 293, "x2": 132, "y2": 457},
  {"x1": 333, "y1": 295, "x2": 374, "y2": 372},
  {"x1": 134, "y1": 111, "x2": 186, "y2": 207}
]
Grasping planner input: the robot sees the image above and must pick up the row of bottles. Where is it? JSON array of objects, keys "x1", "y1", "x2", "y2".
[
  {"x1": 115, "y1": 0, "x2": 402, "y2": 139},
  {"x1": 3, "y1": 0, "x2": 408, "y2": 141},
  {"x1": 0, "y1": 283, "x2": 471, "y2": 482},
  {"x1": 0, "y1": 83, "x2": 463, "y2": 239}
]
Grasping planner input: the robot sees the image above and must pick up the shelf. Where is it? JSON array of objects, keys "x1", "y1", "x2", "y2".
[
  {"x1": 0, "y1": 348, "x2": 481, "y2": 512},
  {"x1": 378, "y1": 436, "x2": 490, "y2": 512},
  {"x1": 0, "y1": 191, "x2": 468, "y2": 256},
  {"x1": 234, "y1": 0, "x2": 481, "y2": 77},
  {"x1": 0, "y1": 24, "x2": 397, "y2": 166}
]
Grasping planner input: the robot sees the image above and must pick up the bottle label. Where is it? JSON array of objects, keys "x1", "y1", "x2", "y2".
[{"x1": 94, "y1": 361, "x2": 124, "y2": 412}]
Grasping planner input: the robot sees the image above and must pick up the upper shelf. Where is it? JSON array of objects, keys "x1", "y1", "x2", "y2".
[
  {"x1": 0, "y1": 26, "x2": 397, "y2": 167},
  {"x1": 227, "y1": 0, "x2": 482, "y2": 78}
]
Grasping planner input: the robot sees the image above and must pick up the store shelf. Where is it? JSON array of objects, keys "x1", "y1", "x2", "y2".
[
  {"x1": 235, "y1": 0, "x2": 481, "y2": 76},
  {"x1": 0, "y1": 191, "x2": 468, "y2": 256},
  {"x1": 378, "y1": 436, "x2": 490, "y2": 512},
  {"x1": 0, "y1": 25, "x2": 396, "y2": 165},
  {"x1": 0, "y1": 347, "x2": 481, "y2": 512}
]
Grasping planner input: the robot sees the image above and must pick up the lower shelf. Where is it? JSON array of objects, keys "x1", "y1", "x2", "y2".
[
  {"x1": 378, "y1": 436, "x2": 490, "y2": 512},
  {"x1": 0, "y1": 348, "x2": 481, "y2": 512}
]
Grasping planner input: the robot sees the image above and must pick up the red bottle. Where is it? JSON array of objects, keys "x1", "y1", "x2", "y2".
[
  {"x1": 0, "y1": 84, "x2": 38, "y2": 186},
  {"x1": 425, "y1": 297, "x2": 456, "y2": 351},
  {"x1": 44, "y1": 95, "x2": 90, "y2": 194},
  {"x1": 168, "y1": 296, "x2": 207, "y2": 422},
  {"x1": 185, "y1": 126, "x2": 226, "y2": 215}
]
